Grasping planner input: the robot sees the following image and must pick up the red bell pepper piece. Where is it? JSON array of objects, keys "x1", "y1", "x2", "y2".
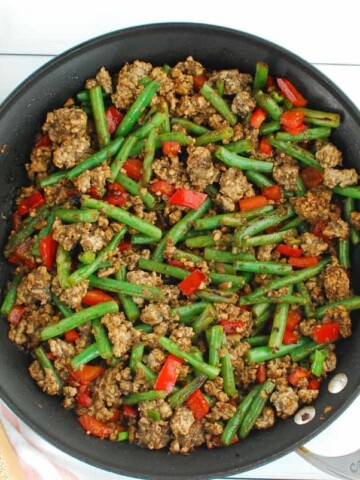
[
  {"x1": 239, "y1": 195, "x2": 268, "y2": 211},
  {"x1": 250, "y1": 108, "x2": 266, "y2": 129},
  {"x1": 35, "y1": 134, "x2": 52, "y2": 148},
  {"x1": 210, "y1": 434, "x2": 239, "y2": 448},
  {"x1": 288, "y1": 367, "x2": 310, "y2": 387},
  {"x1": 39, "y1": 235, "x2": 57, "y2": 271},
  {"x1": 193, "y1": 74, "x2": 207, "y2": 90},
  {"x1": 312, "y1": 322, "x2": 340, "y2": 344},
  {"x1": 186, "y1": 389, "x2": 210, "y2": 420},
  {"x1": 105, "y1": 106, "x2": 124, "y2": 134},
  {"x1": 154, "y1": 354, "x2": 183, "y2": 392},
  {"x1": 11, "y1": 212, "x2": 23, "y2": 232},
  {"x1": 7, "y1": 306, "x2": 26, "y2": 325},
  {"x1": 169, "y1": 188, "x2": 208, "y2": 209},
  {"x1": 87, "y1": 187, "x2": 103, "y2": 199},
  {"x1": 277, "y1": 78, "x2": 308, "y2": 107},
  {"x1": 312, "y1": 219, "x2": 329, "y2": 242},
  {"x1": 123, "y1": 405, "x2": 138, "y2": 418},
  {"x1": 46, "y1": 352, "x2": 56, "y2": 361},
  {"x1": 276, "y1": 244, "x2": 303, "y2": 258},
  {"x1": 256, "y1": 365, "x2": 267, "y2": 384},
  {"x1": 258, "y1": 137, "x2": 273, "y2": 156},
  {"x1": 308, "y1": 377, "x2": 321, "y2": 390},
  {"x1": 149, "y1": 180, "x2": 175, "y2": 197},
  {"x1": 123, "y1": 158, "x2": 143, "y2": 181},
  {"x1": 219, "y1": 320, "x2": 245, "y2": 334},
  {"x1": 8, "y1": 239, "x2": 36, "y2": 269},
  {"x1": 261, "y1": 185, "x2": 281, "y2": 201},
  {"x1": 288, "y1": 256, "x2": 319, "y2": 268},
  {"x1": 178, "y1": 270, "x2": 207, "y2": 296},
  {"x1": 286, "y1": 310, "x2": 302, "y2": 331},
  {"x1": 118, "y1": 241, "x2": 132, "y2": 252},
  {"x1": 82, "y1": 289, "x2": 118, "y2": 306},
  {"x1": 300, "y1": 166, "x2": 324, "y2": 189},
  {"x1": 103, "y1": 182, "x2": 126, "y2": 206},
  {"x1": 266, "y1": 75, "x2": 275, "y2": 90},
  {"x1": 69, "y1": 365, "x2": 105, "y2": 384},
  {"x1": 109, "y1": 407, "x2": 122, "y2": 423},
  {"x1": 76, "y1": 385, "x2": 92, "y2": 407},
  {"x1": 78, "y1": 415, "x2": 114, "y2": 439},
  {"x1": 167, "y1": 259, "x2": 187, "y2": 269},
  {"x1": 162, "y1": 141, "x2": 181, "y2": 157},
  {"x1": 282, "y1": 328, "x2": 299, "y2": 345},
  {"x1": 17, "y1": 191, "x2": 46, "y2": 215},
  {"x1": 64, "y1": 329, "x2": 79, "y2": 343},
  {"x1": 280, "y1": 110, "x2": 306, "y2": 135}
]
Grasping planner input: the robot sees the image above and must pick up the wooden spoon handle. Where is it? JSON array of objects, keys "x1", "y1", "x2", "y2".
[{"x1": 0, "y1": 419, "x2": 26, "y2": 480}]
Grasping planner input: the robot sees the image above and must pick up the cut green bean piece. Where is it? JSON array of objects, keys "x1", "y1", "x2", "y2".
[
  {"x1": 196, "y1": 289, "x2": 238, "y2": 304},
  {"x1": 123, "y1": 390, "x2": 168, "y2": 405},
  {"x1": 268, "y1": 136, "x2": 323, "y2": 171},
  {"x1": 89, "y1": 275, "x2": 165, "y2": 302},
  {"x1": 225, "y1": 138, "x2": 253, "y2": 154},
  {"x1": 89, "y1": 86, "x2": 110, "y2": 148},
  {"x1": 245, "y1": 171, "x2": 274, "y2": 188},
  {"x1": 192, "y1": 304, "x2": 217, "y2": 336},
  {"x1": 194, "y1": 205, "x2": 274, "y2": 231},
  {"x1": 195, "y1": 126, "x2": 234, "y2": 146},
  {"x1": 55, "y1": 208, "x2": 99, "y2": 223},
  {"x1": 35, "y1": 347, "x2": 63, "y2": 390},
  {"x1": 242, "y1": 228, "x2": 297, "y2": 247},
  {"x1": 117, "y1": 431, "x2": 129, "y2": 442},
  {"x1": 275, "y1": 127, "x2": 331, "y2": 142},
  {"x1": 169, "y1": 374, "x2": 208, "y2": 408},
  {"x1": 344, "y1": 197, "x2": 360, "y2": 245},
  {"x1": 215, "y1": 146, "x2": 273, "y2": 173},
  {"x1": 253, "y1": 62, "x2": 269, "y2": 91},
  {"x1": 240, "y1": 294, "x2": 307, "y2": 306},
  {"x1": 129, "y1": 343, "x2": 145, "y2": 373},
  {"x1": 170, "y1": 117, "x2": 209, "y2": 136},
  {"x1": 315, "y1": 296, "x2": 360, "y2": 318},
  {"x1": 235, "y1": 259, "x2": 293, "y2": 276},
  {"x1": 339, "y1": 239, "x2": 350, "y2": 268},
  {"x1": 131, "y1": 233, "x2": 159, "y2": 245},
  {"x1": 246, "y1": 337, "x2": 309, "y2": 363},
  {"x1": 290, "y1": 339, "x2": 329, "y2": 362},
  {"x1": 259, "y1": 121, "x2": 281, "y2": 135},
  {"x1": 185, "y1": 234, "x2": 231, "y2": 248},
  {"x1": 0, "y1": 274, "x2": 22, "y2": 317},
  {"x1": 201, "y1": 83, "x2": 238, "y2": 126},
  {"x1": 333, "y1": 186, "x2": 360, "y2": 199},
  {"x1": 51, "y1": 293, "x2": 73, "y2": 318},
  {"x1": 255, "y1": 91, "x2": 283, "y2": 120},
  {"x1": 204, "y1": 248, "x2": 254, "y2": 264},
  {"x1": 93, "y1": 318, "x2": 113, "y2": 359},
  {"x1": 136, "y1": 361, "x2": 157, "y2": 383},
  {"x1": 173, "y1": 248, "x2": 202, "y2": 263},
  {"x1": 56, "y1": 244, "x2": 72, "y2": 288},
  {"x1": 71, "y1": 343, "x2": 101, "y2": 370},
  {"x1": 310, "y1": 349, "x2": 327, "y2": 377},
  {"x1": 115, "y1": 267, "x2": 140, "y2": 322},
  {"x1": 208, "y1": 325, "x2": 224, "y2": 368},
  {"x1": 221, "y1": 335, "x2": 237, "y2": 397},
  {"x1": 135, "y1": 323, "x2": 152, "y2": 333},
  {"x1": 295, "y1": 281, "x2": 314, "y2": 319},
  {"x1": 216, "y1": 81, "x2": 224, "y2": 97},
  {"x1": 171, "y1": 302, "x2": 209, "y2": 322},
  {"x1": 278, "y1": 218, "x2": 305, "y2": 232},
  {"x1": 110, "y1": 135, "x2": 138, "y2": 181},
  {"x1": 268, "y1": 286, "x2": 293, "y2": 349},
  {"x1": 132, "y1": 112, "x2": 165, "y2": 139},
  {"x1": 141, "y1": 127, "x2": 157, "y2": 186},
  {"x1": 32, "y1": 210, "x2": 56, "y2": 256},
  {"x1": 293, "y1": 108, "x2": 341, "y2": 128},
  {"x1": 78, "y1": 251, "x2": 96, "y2": 265},
  {"x1": 39, "y1": 170, "x2": 69, "y2": 188},
  {"x1": 115, "y1": 173, "x2": 155, "y2": 209},
  {"x1": 245, "y1": 335, "x2": 270, "y2": 347}
]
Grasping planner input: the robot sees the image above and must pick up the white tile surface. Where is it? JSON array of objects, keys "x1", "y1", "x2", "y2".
[{"x1": 1, "y1": 1, "x2": 360, "y2": 479}]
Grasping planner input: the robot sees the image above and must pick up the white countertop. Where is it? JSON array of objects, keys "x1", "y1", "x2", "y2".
[{"x1": 1, "y1": 1, "x2": 359, "y2": 479}]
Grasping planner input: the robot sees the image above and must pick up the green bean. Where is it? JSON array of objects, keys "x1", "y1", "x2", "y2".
[
  {"x1": 333, "y1": 186, "x2": 360, "y2": 199},
  {"x1": 245, "y1": 335, "x2": 270, "y2": 347},
  {"x1": 204, "y1": 248, "x2": 254, "y2": 264},
  {"x1": 170, "y1": 117, "x2": 209, "y2": 136},
  {"x1": 235, "y1": 259, "x2": 293, "y2": 276},
  {"x1": 89, "y1": 86, "x2": 110, "y2": 148},
  {"x1": 294, "y1": 176, "x2": 307, "y2": 197},
  {"x1": 252, "y1": 302, "x2": 271, "y2": 320},
  {"x1": 221, "y1": 385, "x2": 261, "y2": 445},
  {"x1": 239, "y1": 380, "x2": 275, "y2": 438},
  {"x1": 129, "y1": 343, "x2": 145, "y2": 373},
  {"x1": 259, "y1": 121, "x2": 281, "y2": 135},
  {"x1": 245, "y1": 171, "x2": 274, "y2": 188},
  {"x1": 290, "y1": 338, "x2": 328, "y2": 362},
  {"x1": 270, "y1": 91, "x2": 286, "y2": 103},
  {"x1": 71, "y1": 343, "x2": 101, "y2": 370},
  {"x1": 56, "y1": 244, "x2": 72, "y2": 288},
  {"x1": 89, "y1": 275, "x2": 164, "y2": 302},
  {"x1": 117, "y1": 431, "x2": 129, "y2": 442},
  {"x1": 242, "y1": 228, "x2": 297, "y2": 247},
  {"x1": 193, "y1": 205, "x2": 274, "y2": 231},
  {"x1": 207, "y1": 272, "x2": 246, "y2": 288},
  {"x1": 196, "y1": 289, "x2": 238, "y2": 304},
  {"x1": 207, "y1": 325, "x2": 224, "y2": 368},
  {"x1": 134, "y1": 323, "x2": 152, "y2": 333},
  {"x1": 173, "y1": 248, "x2": 202, "y2": 263},
  {"x1": 169, "y1": 374, "x2": 208, "y2": 408},
  {"x1": 246, "y1": 337, "x2": 309, "y2": 363},
  {"x1": 221, "y1": 335, "x2": 237, "y2": 397},
  {"x1": 115, "y1": 81, "x2": 161, "y2": 138},
  {"x1": 39, "y1": 170, "x2": 69, "y2": 188},
  {"x1": 278, "y1": 218, "x2": 305, "y2": 232},
  {"x1": 200, "y1": 83, "x2": 238, "y2": 126},
  {"x1": 315, "y1": 296, "x2": 360, "y2": 318},
  {"x1": 131, "y1": 233, "x2": 159, "y2": 245},
  {"x1": 339, "y1": 239, "x2": 350, "y2": 268},
  {"x1": 192, "y1": 304, "x2": 217, "y2": 336},
  {"x1": 78, "y1": 251, "x2": 96, "y2": 265},
  {"x1": 240, "y1": 294, "x2": 307, "y2": 306},
  {"x1": 275, "y1": 127, "x2": 331, "y2": 142},
  {"x1": 253, "y1": 307, "x2": 274, "y2": 333},
  {"x1": 135, "y1": 361, "x2": 157, "y2": 383},
  {"x1": 139, "y1": 258, "x2": 187, "y2": 280},
  {"x1": 159, "y1": 336, "x2": 220, "y2": 379},
  {"x1": 147, "y1": 410, "x2": 161, "y2": 421},
  {"x1": 4, "y1": 205, "x2": 50, "y2": 257},
  {"x1": 110, "y1": 135, "x2": 137, "y2": 181},
  {"x1": 115, "y1": 173, "x2": 155, "y2": 209},
  {"x1": 216, "y1": 81, "x2": 224, "y2": 97},
  {"x1": 295, "y1": 281, "x2": 314, "y2": 319},
  {"x1": 123, "y1": 390, "x2": 168, "y2": 405},
  {"x1": 215, "y1": 146, "x2": 273, "y2": 173},
  {"x1": 51, "y1": 293, "x2": 73, "y2": 318},
  {"x1": 224, "y1": 139, "x2": 253, "y2": 154},
  {"x1": 82, "y1": 197, "x2": 162, "y2": 239},
  {"x1": 157, "y1": 132, "x2": 192, "y2": 144},
  {"x1": 32, "y1": 210, "x2": 56, "y2": 256},
  {"x1": 152, "y1": 198, "x2": 212, "y2": 261},
  {"x1": 344, "y1": 197, "x2": 360, "y2": 244},
  {"x1": 163, "y1": 63, "x2": 171, "y2": 74},
  {"x1": 55, "y1": 208, "x2": 99, "y2": 223},
  {"x1": 253, "y1": 62, "x2": 269, "y2": 91},
  {"x1": 0, "y1": 274, "x2": 22, "y2": 317},
  {"x1": 310, "y1": 349, "x2": 327, "y2": 377},
  {"x1": 139, "y1": 76, "x2": 151, "y2": 87},
  {"x1": 92, "y1": 318, "x2": 113, "y2": 359},
  {"x1": 141, "y1": 128, "x2": 157, "y2": 186},
  {"x1": 268, "y1": 136, "x2": 323, "y2": 171},
  {"x1": 255, "y1": 91, "x2": 283, "y2": 120},
  {"x1": 170, "y1": 302, "x2": 209, "y2": 322},
  {"x1": 185, "y1": 234, "x2": 230, "y2": 248},
  {"x1": 293, "y1": 108, "x2": 341, "y2": 128},
  {"x1": 268, "y1": 286, "x2": 293, "y2": 349},
  {"x1": 195, "y1": 126, "x2": 234, "y2": 146},
  {"x1": 210, "y1": 262, "x2": 239, "y2": 275},
  {"x1": 133, "y1": 112, "x2": 165, "y2": 139},
  {"x1": 68, "y1": 228, "x2": 127, "y2": 286},
  {"x1": 34, "y1": 347, "x2": 63, "y2": 390},
  {"x1": 115, "y1": 267, "x2": 140, "y2": 322},
  {"x1": 41, "y1": 301, "x2": 119, "y2": 341},
  {"x1": 76, "y1": 89, "x2": 107, "y2": 103}
]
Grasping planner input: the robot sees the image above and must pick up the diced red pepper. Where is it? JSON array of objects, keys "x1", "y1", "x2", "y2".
[
  {"x1": 17, "y1": 191, "x2": 46, "y2": 216},
  {"x1": 7, "y1": 306, "x2": 26, "y2": 325},
  {"x1": 308, "y1": 377, "x2": 321, "y2": 390},
  {"x1": 78, "y1": 415, "x2": 114, "y2": 439},
  {"x1": 209, "y1": 434, "x2": 239, "y2": 448},
  {"x1": 35, "y1": 134, "x2": 52, "y2": 148},
  {"x1": 66, "y1": 189, "x2": 81, "y2": 198},
  {"x1": 169, "y1": 188, "x2": 208, "y2": 209},
  {"x1": 69, "y1": 365, "x2": 105, "y2": 384},
  {"x1": 39, "y1": 235, "x2": 57, "y2": 271},
  {"x1": 178, "y1": 269, "x2": 207, "y2": 296},
  {"x1": 11, "y1": 212, "x2": 22, "y2": 232},
  {"x1": 108, "y1": 408, "x2": 122, "y2": 423},
  {"x1": 312, "y1": 322, "x2": 340, "y2": 344},
  {"x1": 87, "y1": 187, "x2": 103, "y2": 199},
  {"x1": 46, "y1": 352, "x2": 56, "y2": 361},
  {"x1": 300, "y1": 167, "x2": 324, "y2": 189},
  {"x1": 118, "y1": 241, "x2": 132, "y2": 252},
  {"x1": 266, "y1": 75, "x2": 275, "y2": 90},
  {"x1": 288, "y1": 256, "x2": 319, "y2": 268},
  {"x1": 288, "y1": 367, "x2": 310, "y2": 387},
  {"x1": 105, "y1": 106, "x2": 124, "y2": 134},
  {"x1": 123, "y1": 405, "x2": 138, "y2": 418},
  {"x1": 76, "y1": 385, "x2": 92, "y2": 407},
  {"x1": 123, "y1": 158, "x2": 143, "y2": 181},
  {"x1": 82, "y1": 289, "x2": 118, "y2": 306},
  {"x1": 250, "y1": 108, "x2": 266, "y2": 129},
  {"x1": 239, "y1": 195, "x2": 268, "y2": 211},
  {"x1": 103, "y1": 182, "x2": 126, "y2": 206},
  {"x1": 149, "y1": 180, "x2": 175, "y2": 197},
  {"x1": 256, "y1": 365, "x2": 267, "y2": 384},
  {"x1": 277, "y1": 78, "x2": 308, "y2": 107},
  {"x1": 193, "y1": 74, "x2": 207, "y2": 90},
  {"x1": 312, "y1": 219, "x2": 329, "y2": 242},
  {"x1": 258, "y1": 137, "x2": 273, "y2": 156},
  {"x1": 261, "y1": 185, "x2": 281, "y2": 200},
  {"x1": 282, "y1": 328, "x2": 299, "y2": 345},
  {"x1": 167, "y1": 259, "x2": 187, "y2": 269},
  {"x1": 280, "y1": 110, "x2": 306, "y2": 135},
  {"x1": 276, "y1": 244, "x2": 303, "y2": 258},
  {"x1": 286, "y1": 310, "x2": 302, "y2": 331},
  {"x1": 162, "y1": 141, "x2": 181, "y2": 157},
  {"x1": 154, "y1": 354, "x2": 183, "y2": 392},
  {"x1": 8, "y1": 239, "x2": 36, "y2": 269},
  {"x1": 219, "y1": 320, "x2": 245, "y2": 334},
  {"x1": 64, "y1": 329, "x2": 79, "y2": 343},
  {"x1": 186, "y1": 389, "x2": 210, "y2": 420}
]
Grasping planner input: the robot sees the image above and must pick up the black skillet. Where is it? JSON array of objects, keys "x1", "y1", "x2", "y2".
[{"x1": 0, "y1": 23, "x2": 359, "y2": 480}]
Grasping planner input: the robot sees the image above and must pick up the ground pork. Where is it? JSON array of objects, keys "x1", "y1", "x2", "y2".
[
  {"x1": 255, "y1": 406, "x2": 275, "y2": 430},
  {"x1": 204, "y1": 377, "x2": 229, "y2": 402},
  {"x1": 350, "y1": 212, "x2": 360, "y2": 230},
  {"x1": 315, "y1": 142, "x2": 342, "y2": 168},
  {"x1": 52, "y1": 218, "x2": 91, "y2": 251},
  {"x1": 257, "y1": 244, "x2": 278, "y2": 261},
  {"x1": 48, "y1": 338, "x2": 75, "y2": 382},
  {"x1": 80, "y1": 222, "x2": 115, "y2": 253},
  {"x1": 298, "y1": 387, "x2": 319, "y2": 404},
  {"x1": 111, "y1": 60, "x2": 152, "y2": 110},
  {"x1": 152, "y1": 155, "x2": 189, "y2": 188},
  {"x1": 206, "y1": 401, "x2": 236, "y2": 422},
  {"x1": 62, "y1": 386, "x2": 77, "y2": 409},
  {"x1": 322, "y1": 216, "x2": 349, "y2": 240},
  {"x1": 53, "y1": 136, "x2": 90, "y2": 169},
  {"x1": 8, "y1": 304, "x2": 55, "y2": 349},
  {"x1": 208, "y1": 69, "x2": 252, "y2": 95},
  {"x1": 270, "y1": 386, "x2": 299, "y2": 419},
  {"x1": 140, "y1": 303, "x2": 172, "y2": 325},
  {"x1": 28, "y1": 360, "x2": 61, "y2": 395},
  {"x1": 323, "y1": 351, "x2": 337, "y2": 374},
  {"x1": 169, "y1": 323, "x2": 194, "y2": 352},
  {"x1": 291, "y1": 187, "x2": 333, "y2": 223},
  {"x1": 87, "y1": 367, "x2": 122, "y2": 423},
  {"x1": 43, "y1": 179, "x2": 72, "y2": 206},
  {"x1": 323, "y1": 305, "x2": 352, "y2": 338},
  {"x1": 324, "y1": 264, "x2": 351, "y2": 302},
  {"x1": 175, "y1": 94, "x2": 217, "y2": 125},
  {"x1": 16, "y1": 266, "x2": 51, "y2": 306},
  {"x1": 266, "y1": 356, "x2": 292, "y2": 384},
  {"x1": 186, "y1": 146, "x2": 219, "y2": 190},
  {"x1": 216, "y1": 167, "x2": 255, "y2": 211},
  {"x1": 51, "y1": 276, "x2": 89, "y2": 308},
  {"x1": 26, "y1": 146, "x2": 52, "y2": 178},
  {"x1": 272, "y1": 153, "x2": 299, "y2": 191},
  {"x1": 73, "y1": 163, "x2": 111, "y2": 192},
  {"x1": 135, "y1": 415, "x2": 171, "y2": 450},
  {"x1": 323, "y1": 168, "x2": 358, "y2": 189},
  {"x1": 170, "y1": 406, "x2": 205, "y2": 454},
  {"x1": 300, "y1": 232, "x2": 328, "y2": 256},
  {"x1": 43, "y1": 107, "x2": 88, "y2": 144},
  {"x1": 85, "y1": 67, "x2": 113, "y2": 94},
  {"x1": 101, "y1": 312, "x2": 141, "y2": 358},
  {"x1": 305, "y1": 273, "x2": 326, "y2": 306},
  {"x1": 145, "y1": 348, "x2": 166, "y2": 372},
  {"x1": 231, "y1": 91, "x2": 256, "y2": 117},
  {"x1": 215, "y1": 304, "x2": 253, "y2": 338}
]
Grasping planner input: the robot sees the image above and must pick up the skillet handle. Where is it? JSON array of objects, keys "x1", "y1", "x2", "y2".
[
  {"x1": 0, "y1": 419, "x2": 26, "y2": 480},
  {"x1": 297, "y1": 446, "x2": 360, "y2": 480}
]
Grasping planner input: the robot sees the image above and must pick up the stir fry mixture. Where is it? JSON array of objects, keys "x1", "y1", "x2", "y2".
[{"x1": 2, "y1": 57, "x2": 360, "y2": 453}]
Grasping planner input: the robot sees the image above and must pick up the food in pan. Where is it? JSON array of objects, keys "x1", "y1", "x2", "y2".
[{"x1": 1, "y1": 56, "x2": 360, "y2": 453}]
